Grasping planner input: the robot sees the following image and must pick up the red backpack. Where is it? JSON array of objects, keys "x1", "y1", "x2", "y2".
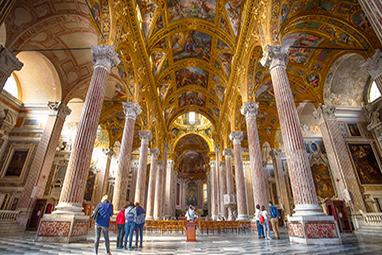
[{"x1": 260, "y1": 214, "x2": 264, "y2": 225}]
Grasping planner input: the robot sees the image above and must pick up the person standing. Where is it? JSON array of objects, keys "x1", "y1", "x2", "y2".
[
  {"x1": 269, "y1": 201, "x2": 280, "y2": 239},
  {"x1": 261, "y1": 205, "x2": 271, "y2": 240},
  {"x1": 116, "y1": 205, "x2": 127, "y2": 248},
  {"x1": 255, "y1": 204, "x2": 265, "y2": 239},
  {"x1": 94, "y1": 195, "x2": 113, "y2": 255},
  {"x1": 185, "y1": 205, "x2": 195, "y2": 221},
  {"x1": 135, "y1": 202, "x2": 146, "y2": 248},
  {"x1": 124, "y1": 202, "x2": 137, "y2": 250}
]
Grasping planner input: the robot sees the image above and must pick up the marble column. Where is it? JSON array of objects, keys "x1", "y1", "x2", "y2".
[
  {"x1": 172, "y1": 171, "x2": 178, "y2": 216},
  {"x1": 243, "y1": 161, "x2": 254, "y2": 218},
  {"x1": 219, "y1": 162, "x2": 228, "y2": 219},
  {"x1": 358, "y1": 1, "x2": 382, "y2": 44},
  {"x1": 37, "y1": 45, "x2": 119, "y2": 243},
  {"x1": 229, "y1": 132, "x2": 249, "y2": 221},
  {"x1": 112, "y1": 102, "x2": 141, "y2": 212},
  {"x1": 165, "y1": 159, "x2": 174, "y2": 218},
  {"x1": 95, "y1": 149, "x2": 114, "y2": 206},
  {"x1": 209, "y1": 161, "x2": 218, "y2": 220},
  {"x1": 129, "y1": 161, "x2": 139, "y2": 203},
  {"x1": 241, "y1": 102, "x2": 268, "y2": 212},
  {"x1": 223, "y1": 149, "x2": 236, "y2": 220},
  {"x1": 261, "y1": 45, "x2": 341, "y2": 245},
  {"x1": 313, "y1": 104, "x2": 366, "y2": 213},
  {"x1": 161, "y1": 144, "x2": 169, "y2": 217},
  {"x1": 206, "y1": 171, "x2": 211, "y2": 215},
  {"x1": 270, "y1": 149, "x2": 291, "y2": 217},
  {"x1": 154, "y1": 161, "x2": 164, "y2": 220},
  {"x1": 214, "y1": 143, "x2": 221, "y2": 215},
  {"x1": 145, "y1": 148, "x2": 159, "y2": 220},
  {"x1": 18, "y1": 102, "x2": 71, "y2": 227},
  {"x1": 181, "y1": 179, "x2": 186, "y2": 209},
  {"x1": 0, "y1": 109, "x2": 16, "y2": 167},
  {"x1": 196, "y1": 180, "x2": 203, "y2": 208},
  {"x1": 361, "y1": 49, "x2": 382, "y2": 94},
  {"x1": 0, "y1": 45, "x2": 23, "y2": 93},
  {"x1": 134, "y1": 131, "x2": 152, "y2": 206}
]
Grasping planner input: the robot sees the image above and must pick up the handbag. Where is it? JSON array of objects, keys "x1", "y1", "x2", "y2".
[
  {"x1": 260, "y1": 214, "x2": 264, "y2": 225},
  {"x1": 91, "y1": 207, "x2": 100, "y2": 220}
]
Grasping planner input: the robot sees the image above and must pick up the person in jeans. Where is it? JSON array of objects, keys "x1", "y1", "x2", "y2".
[
  {"x1": 134, "y1": 202, "x2": 146, "y2": 248},
  {"x1": 269, "y1": 201, "x2": 280, "y2": 239},
  {"x1": 94, "y1": 195, "x2": 113, "y2": 255},
  {"x1": 124, "y1": 202, "x2": 137, "y2": 250},
  {"x1": 116, "y1": 205, "x2": 127, "y2": 248},
  {"x1": 255, "y1": 204, "x2": 265, "y2": 239},
  {"x1": 261, "y1": 205, "x2": 271, "y2": 240}
]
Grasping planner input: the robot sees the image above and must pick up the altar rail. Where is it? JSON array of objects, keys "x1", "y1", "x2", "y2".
[
  {"x1": 0, "y1": 210, "x2": 20, "y2": 222},
  {"x1": 363, "y1": 212, "x2": 382, "y2": 225}
]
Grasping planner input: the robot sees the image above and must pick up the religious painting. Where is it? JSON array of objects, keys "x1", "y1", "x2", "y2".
[
  {"x1": 205, "y1": 128, "x2": 213, "y2": 138},
  {"x1": 256, "y1": 110, "x2": 269, "y2": 123},
  {"x1": 178, "y1": 91, "x2": 206, "y2": 108},
  {"x1": 282, "y1": 33, "x2": 325, "y2": 65},
  {"x1": 118, "y1": 66, "x2": 128, "y2": 84},
  {"x1": 317, "y1": 49, "x2": 332, "y2": 62},
  {"x1": 152, "y1": 52, "x2": 165, "y2": 74},
  {"x1": 210, "y1": 87, "x2": 218, "y2": 99},
  {"x1": 94, "y1": 125, "x2": 110, "y2": 148},
  {"x1": 254, "y1": 71, "x2": 262, "y2": 86},
  {"x1": 159, "y1": 83, "x2": 170, "y2": 100},
  {"x1": 225, "y1": 0, "x2": 242, "y2": 36},
  {"x1": 256, "y1": 81, "x2": 274, "y2": 100},
  {"x1": 186, "y1": 181, "x2": 198, "y2": 206},
  {"x1": 348, "y1": 123, "x2": 361, "y2": 137},
  {"x1": 353, "y1": 11, "x2": 372, "y2": 31},
  {"x1": 152, "y1": 15, "x2": 164, "y2": 34},
  {"x1": 211, "y1": 104, "x2": 219, "y2": 118},
  {"x1": 140, "y1": 0, "x2": 157, "y2": 36},
  {"x1": 306, "y1": 72, "x2": 320, "y2": 88},
  {"x1": 311, "y1": 164, "x2": 335, "y2": 199},
  {"x1": 171, "y1": 31, "x2": 212, "y2": 62},
  {"x1": 164, "y1": 106, "x2": 172, "y2": 120},
  {"x1": 91, "y1": 3, "x2": 101, "y2": 25},
  {"x1": 159, "y1": 60, "x2": 169, "y2": 74},
  {"x1": 219, "y1": 54, "x2": 231, "y2": 76},
  {"x1": 280, "y1": 4, "x2": 288, "y2": 25},
  {"x1": 348, "y1": 143, "x2": 382, "y2": 185},
  {"x1": 220, "y1": 17, "x2": 231, "y2": 35},
  {"x1": 167, "y1": 0, "x2": 216, "y2": 23},
  {"x1": 171, "y1": 127, "x2": 179, "y2": 138},
  {"x1": 214, "y1": 60, "x2": 222, "y2": 71},
  {"x1": 1, "y1": 145, "x2": 34, "y2": 181},
  {"x1": 217, "y1": 39, "x2": 229, "y2": 50},
  {"x1": 84, "y1": 171, "x2": 96, "y2": 201},
  {"x1": 338, "y1": 33, "x2": 355, "y2": 46},
  {"x1": 175, "y1": 67, "x2": 208, "y2": 88},
  {"x1": 215, "y1": 85, "x2": 224, "y2": 101},
  {"x1": 154, "y1": 38, "x2": 166, "y2": 49},
  {"x1": 112, "y1": 83, "x2": 127, "y2": 100},
  {"x1": 213, "y1": 74, "x2": 221, "y2": 82},
  {"x1": 338, "y1": 123, "x2": 347, "y2": 137},
  {"x1": 304, "y1": 1, "x2": 334, "y2": 11}
]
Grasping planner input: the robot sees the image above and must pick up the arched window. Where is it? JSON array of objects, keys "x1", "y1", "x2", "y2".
[
  {"x1": 369, "y1": 81, "x2": 381, "y2": 103},
  {"x1": 3, "y1": 75, "x2": 18, "y2": 98}
]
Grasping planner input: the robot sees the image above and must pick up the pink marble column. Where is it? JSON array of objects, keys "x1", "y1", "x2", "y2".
[
  {"x1": 129, "y1": 161, "x2": 139, "y2": 203},
  {"x1": 206, "y1": 171, "x2": 211, "y2": 215},
  {"x1": 261, "y1": 45, "x2": 341, "y2": 245},
  {"x1": 313, "y1": 104, "x2": 366, "y2": 213},
  {"x1": 241, "y1": 102, "x2": 268, "y2": 212},
  {"x1": 197, "y1": 180, "x2": 203, "y2": 208},
  {"x1": 181, "y1": 179, "x2": 186, "y2": 209},
  {"x1": 223, "y1": 149, "x2": 236, "y2": 220},
  {"x1": 243, "y1": 161, "x2": 254, "y2": 218},
  {"x1": 145, "y1": 148, "x2": 159, "y2": 220},
  {"x1": 0, "y1": 45, "x2": 23, "y2": 93},
  {"x1": 229, "y1": 132, "x2": 249, "y2": 221},
  {"x1": 95, "y1": 149, "x2": 114, "y2": 206},
  {"x1": 219, "y1": 162, "x2": 228, "y2": 219},
  {"x1": 164, "y1": 158, "x2": 174, "y2": 218},
  {"x1": 361, "y1": 49, "x2": 382, "y2": 94},
  {"x1": 161, "y1": 144, "x2": 169, "y2": 217},
  {"x1": 18, "y1": 102, "x2": 71, "y2": 226},
  {"x1": 134, "y1": 131, "x2": 152, "y2": 206},
  {"x1": 154, "y1": 161, "x2": 164, "y2": 220},
  {"x1": 358, "y1": 1, "x2": 382, "y2": 44},
  {"x1": 209, "y1": 161, "x2": 218, "y2": 219},
  {"x1": 214, "y1": 144, "x2": 220, "y2": 215},
  {"x1": 112, "y1": 102, "x2": 141, "y2": 213}
]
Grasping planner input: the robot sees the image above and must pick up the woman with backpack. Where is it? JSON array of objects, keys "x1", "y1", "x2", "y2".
[
  {"x1": 124, "y1": 202, "x2": 137, "y2": 250},
  {"x1": 134, "y1": 202, "x2": 146, "y2": 248},
  {"x1": 255, "y1": 204, "x2": 265, "y2": 239},
  {"x1": 94, "y1": 195, "x2": 113, "y2": 255},
  {"x1": 261, "y1": 205, "x2": 271, "y2": 240}
]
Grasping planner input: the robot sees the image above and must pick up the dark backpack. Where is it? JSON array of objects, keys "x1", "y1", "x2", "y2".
[
  {"x1": 126, "y1": 208, "x2": 134, "y2": 223},
  {"x1": 91, "y1": 206, "x2": 100, "y2": 220}
]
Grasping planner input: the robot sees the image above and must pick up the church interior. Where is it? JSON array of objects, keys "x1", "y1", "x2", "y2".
[{"x1": 1, "y1": 0, "x2": 382, "y2": 249}]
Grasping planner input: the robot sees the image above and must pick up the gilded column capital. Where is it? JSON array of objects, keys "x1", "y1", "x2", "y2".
[
  {"x1": 313, "y1": 104, "x2": 336, "y2": 124},
  {"x1": 150, "y1": 148, "x2": 160, "y2": 159},
  {"x1": 270, "y1": 149, "x2": 281, "y2": 160},
  {"x1": 164, "y1": 143, "x2": 170, "y2": 153},
  {"x1": 360, "y1": 49, "x2": 382, "y2": 79},
  {"x1": 122, "y1": 102, "x2": 142, "y2": 120},
  {"x1": 102, "y1": 148, "x2": 115, "y2": 158},
  {"x1": 240, "y1": 102, "x2": 259, "y2": 119},
  {"x1": 91, "y1": 44, "x2": 120, "y2": 73},
  {"x1": 214, "y1": 143, "x2": 220, "y2": 152},
  {"x1": 0, "y1": 46, "x2": 23, "y2": 76},
  {"x1": 260, "y1": 45, "x2": 289, "y2": 71},
  {"x1": 48, "y1": 101, "x2": 72, "y2": 121},
  {"x1": 209, "y1": 160, "x2": 217, "y2": 168},
  {"x1": 229, "y1": 131, "x2": 243, "y2": 144},
  {"x1": 139, "y1": 131, "x2": 152, "y2": 143},
  {"x1": 223, "y1": 149, "x2": 233, "y2": 158}
]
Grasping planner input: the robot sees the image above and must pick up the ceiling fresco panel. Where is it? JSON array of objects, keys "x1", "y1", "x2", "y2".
[
  {"x1": 175, "y1": 66, "x2": 209, "y2": 89},
  {"x1": 171, "y1": 30, "x2": 212, "y2": 62},
  {"x1": 167, "y1": 0, "x2": 216, "y2": 23},
  {"x1": 224, "y1": 0, "x2": 242, "y2": 36}
]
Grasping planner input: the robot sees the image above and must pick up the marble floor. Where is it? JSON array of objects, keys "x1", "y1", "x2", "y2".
[{"x1": 0, "y1": 229, "x2": 381, "y2": 255}]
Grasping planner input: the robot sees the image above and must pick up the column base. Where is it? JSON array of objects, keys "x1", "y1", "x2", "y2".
[
  {"x1": 146, "y1": 215, "x2": 154, "y2": 220},
  {"x1": 52, "y1": 202, "x2": 85, "y2": 215},
  {"x1": 237, "y1": 214, "x2": 250, "y2": 221},
  {"x1": 35, "y1": 214, "x2": 89, "y2": 243},
  {"x1": 288, "y1": 215, "x2": 342, "y2": 245}
]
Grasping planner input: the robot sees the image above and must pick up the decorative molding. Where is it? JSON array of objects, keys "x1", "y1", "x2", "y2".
[
  {"x1": 122, "y1": 102, "x2": 142, "y2": 120},
  {"x1": 229, "y1": 131, "x2": 243, "y2": 144},
  {"x1": 91, "y1": 44, "x2": 120, "y2": 73},
  {"x1": 240, "y1": 102, "x2": 259, "y2": 119},
  {"x1": 260, "y1": 45, "x2": 289, "y2": 71},
  {"x1": 48, "y1": 102, "x2": 72, "y2": 121},
  {"x1": 313, "y1": 104, "x2": 336, "y2": 125}
]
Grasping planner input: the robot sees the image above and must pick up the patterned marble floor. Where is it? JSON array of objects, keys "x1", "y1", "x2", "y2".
[{"x1": 0, "y1": 228, "x2": 381, "y2": 255}]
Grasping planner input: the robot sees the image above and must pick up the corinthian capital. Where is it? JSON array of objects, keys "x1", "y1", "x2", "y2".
[
  {"x1": 360, "y1": 49, "x2": 382, "y2": 79},
  {"x1": 313, "y1": 104, "x2": 336, "y2": 124},
  {"x1": 209, "y1": 160, "x2": 217, "y2": 168},
  {"x1": 102, "y1": 148, "x2": 115, "y2": 158},
  {"x1": 91, "y1": 44, "x2": 120, "y2": 72},
  {"x1": 164, "y1": 143, "x2": 170, "y2": 153},
  {"x1": 241, "y1": 102, "x2": 259, "y2": 119},
  {"x1": 150, "y1": 148, "x2": 160, "y2": 159},
  {"x1": 48, "y1": 101, "x2": 72, "y2": 121},
  {"x1": 223, "y1": 149, "x2": 233, "y2": 158},
  {"x1": 0, "y1": 46, "x2": 23, "y2": 76},
  {"x1": 229, "y1": 131, "x2": 243, "y2": 144},
  {"x1": 139, "y1": 131, "x2": 152, "y2": 143},
  {"x1": 260, "y1": 45, "x2": 289, "y2": 71},
  {"x1": 270, "y1": 149, "x2": 281, "y2": 159},
  {"x1": 122, "y1": 102, "x2": 142, "y2": 120},
  {"x1": 214, "y1": 143, "x2": 220, "y2": 152}
]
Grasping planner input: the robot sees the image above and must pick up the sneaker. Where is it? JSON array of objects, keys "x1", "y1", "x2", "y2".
[
  {"x1": 139, "y1": 245, "x2": 143, "y2": 248},
  {"x1": 129, "y1": 247, "x2": 133, "y2": 251},
  {"x1": 266, "y1": 237, "x2": 272, "y2": 240}
]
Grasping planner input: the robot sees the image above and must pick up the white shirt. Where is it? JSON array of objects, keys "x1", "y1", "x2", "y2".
[
  {"x1": 261, "y1": 210, "x2": 269, "y2": 220},
  {"x1": 255, "y1": 209, "x2": 261, "y2": 221}
]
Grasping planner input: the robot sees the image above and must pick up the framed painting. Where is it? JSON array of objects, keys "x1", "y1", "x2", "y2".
[
  {"x1": 0, "y1": 144, "x2": 34, "y2": 182},
  {"x1": 347, "y1": 123, "x2": 361, "y2": 137},
  {"x1": 348, "y1": 143, "x2": 382, "y2": 185},
  {"x1": 311, "y1": 164, "x2": 335, "y2": 199}
]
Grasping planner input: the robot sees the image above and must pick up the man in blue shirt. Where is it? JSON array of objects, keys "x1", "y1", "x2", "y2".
[
  {"x1": 269, "y1": 201, "x2": 280, "y2": 239},
  {"x1": 94, "y1": 195, "x2": 113, "y2": 255}
]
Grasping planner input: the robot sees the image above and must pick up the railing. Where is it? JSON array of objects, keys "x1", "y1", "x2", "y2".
[
  {"x1": 0, "y1": 210, "x2": 21, "y2": 222},
  {"x1": 363, "y1": 212, "x2": 382, "y2": 225}
]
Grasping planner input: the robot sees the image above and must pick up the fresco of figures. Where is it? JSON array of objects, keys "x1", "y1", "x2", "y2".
[
  {"x1": 176, "y1": 67, "x2": 209, "y2": 88},
  {"x1": 139, "y1": 0, "x2": 157, "y2": 36},
  {"x1": 172, "y1": 31, "x2": 212, "y2": 62},
  {"x1": 167, "y1": 0, "x2": 216, "y2": 23},
  {"x1": 256, "y1": 81, "x2": 274, "y2": 100},
  {"x1": 152, "y1": 52, "x2": 165, "y2": 74},
  {"x1": 225, "y1": 0, "x2": 242, "y2": 35},
  {"x1": 219, "y1": 53, "x2": 231, "y2": 76},
  {"x1": 178, "y1": 91, "x2": 206, "y2": 108}
]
